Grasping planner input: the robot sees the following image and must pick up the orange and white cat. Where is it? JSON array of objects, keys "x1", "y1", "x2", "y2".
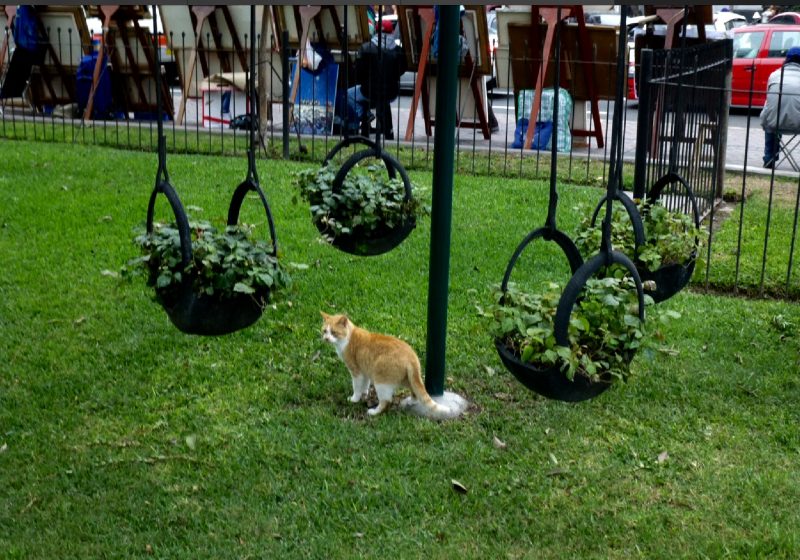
[{"x1": 320, "y1": 312, "x2": 450, "y2": 417}]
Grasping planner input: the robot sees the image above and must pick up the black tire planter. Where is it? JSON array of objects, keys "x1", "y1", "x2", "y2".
[
  {"x1": 315, "y1": 139, "x2": 415, "y2": 257},
  {"x1": 144, "y1": 6, "x2": 277, "y2": 336},
  {"x1": 145, "y1": 176, "x2": 278, "y2": 336},
  {"x1": 493, "y1": 225, "x2": 619, "y2": 403},
  {"x1": 640, "y1": 172, "x2": 701, "y2": 303},
  {"x1": 552, "y1": 250, "x2": 645, "y2": 399},
  {"x1": 589, "y1": 172, "x2": 700, "y2": 303},
  {"x1": 155, "y1": 287, "x2": 267, "y2": 336},
  {"x1": 493, "y1": 339, "x2": 614, "y2": 402}
]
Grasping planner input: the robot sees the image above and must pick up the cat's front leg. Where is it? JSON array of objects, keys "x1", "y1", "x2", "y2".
[{"x1": 349, "y1": 374, "x2": 370, "y2": 403}]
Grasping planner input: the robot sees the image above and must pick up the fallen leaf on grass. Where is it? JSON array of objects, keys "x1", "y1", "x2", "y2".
[
  {"x1": 657, "y1": 451, "x2": 669, "y2": 464},
  {"x1": 451, "y1": 479, "x2": 468, "y2": 494},
  {"x1": 100, "y1": 269, "x2": 119, "y2": 278},
  {"x1": 0, "y1": 443, "x2": 7, "y2": 453},
  {"x1": 492, "y1": 436, "x2": 507, "y2": 450},
  {"x1": 185, "y1": 435, "x2": 197, "y2": 451},
  {"x1": 353, "y1": 532, "x2": 364, "y2": 539}
]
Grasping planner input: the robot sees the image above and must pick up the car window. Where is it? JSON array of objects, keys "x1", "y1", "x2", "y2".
[
  {"x1": 769, "y1": 15, "x2": 799, "y2": 25},
  {"x1": 733, "y1": 31, "x2": 765, "y2": 58},
  {"x1": 767, "y1": 30, "x2": 800, "y2": 57}
]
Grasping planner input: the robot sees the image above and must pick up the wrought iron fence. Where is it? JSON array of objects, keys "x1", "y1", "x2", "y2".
[
  {"x1": 2, "y1": 18, "x2": 799, "y2": 299},
  {"x1": 633, "y1": 39, "x2": 733, "y2": 217}
]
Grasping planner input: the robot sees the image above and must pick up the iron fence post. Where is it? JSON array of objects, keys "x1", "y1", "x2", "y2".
[
  {"x1": 281, "y1": 29, "x2": 289, "y2": 159},
  {"x1": 633, "y1": 49, "x2": 654, "y2": 199}
]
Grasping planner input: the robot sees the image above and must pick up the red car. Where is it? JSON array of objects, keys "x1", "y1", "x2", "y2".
[{"x1": 731, "y1": 24, "x2": 800, "y2": 107}]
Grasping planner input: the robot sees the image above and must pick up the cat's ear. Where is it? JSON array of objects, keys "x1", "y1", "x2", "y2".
[
  {"x1": 319, "y1": 311, "x2": 329, "y2": 320},
  {"x1": 337, "y1": 315, "x2": 349, "y2": 327}
]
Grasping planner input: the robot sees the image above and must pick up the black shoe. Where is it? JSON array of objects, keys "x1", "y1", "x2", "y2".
[{"x1": 368, "y1": 127, "x2": 393, "y2": 141}]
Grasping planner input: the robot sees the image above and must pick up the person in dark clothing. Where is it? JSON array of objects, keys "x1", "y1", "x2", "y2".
[{"x1": 342, "y1": 22, "x2": 406, "y2": 140}]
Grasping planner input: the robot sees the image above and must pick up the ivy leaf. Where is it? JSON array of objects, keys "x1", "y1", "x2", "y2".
[
  {"x1": 233, "y1": 282, "x2": 255, "y2": 294},
  {"x1": 156, "y1": 273, "x2": 172, "y2": 288}
]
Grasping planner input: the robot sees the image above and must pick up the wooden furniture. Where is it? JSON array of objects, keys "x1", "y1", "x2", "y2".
[
  {"x1": 398, "y1": 5, "x2": 494, "y2": 141},
  {"x1": 0, "y1": 5, "x2": 16, "y2": 74},
  {"x1": 517, "y1": 6, "x2": 605, "y2": 150},
  {"x1": 23, "y1": 6, "x2": 92, "y2": 109},
  {"x1": 161, "y1": 5, "x2": 262, "y2": 125},
  {"x1": 83, "y1": 5, "x2": 172, "y2": 120}
]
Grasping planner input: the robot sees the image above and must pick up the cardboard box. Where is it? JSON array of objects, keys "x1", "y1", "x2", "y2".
[{"x1": 202, "y1": 87, "x2": 250, "y2": 128}]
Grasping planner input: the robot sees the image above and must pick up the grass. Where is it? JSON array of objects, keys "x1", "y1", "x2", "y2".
[
  {"x1": 0, "y1": 115, "x2": 618, "y2": 188},
  {"x1": 703, "y1": 174, "x2": 800, "y2": 297},
  {"x1": 1, "y1": 139, "x2": 800, "y2": 558}
]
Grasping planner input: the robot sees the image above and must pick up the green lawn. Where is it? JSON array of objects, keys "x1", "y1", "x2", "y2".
[
  {"x1": 704, "y1": 174, "x2": 800, "y2": 297},
  {"x1": 1, "y1": 140, "x2": 799, "y2": 558}
]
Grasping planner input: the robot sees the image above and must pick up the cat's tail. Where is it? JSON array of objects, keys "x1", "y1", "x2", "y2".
[{"x1": 408, "y1": 364, "x2": 451, "y2": 417}]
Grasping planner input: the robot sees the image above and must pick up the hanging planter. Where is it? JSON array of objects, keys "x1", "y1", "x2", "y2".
[
  {"x1": 293, "y1": 137, "x2": 424, "y2": 256},
  {"x1": 639, "y1": 172, "x2": 702, "y2": 302},
  {"x1": 126, "y1": 5, "x2": 288, "y2": 336},
  {"x1": 491, "y1": 7, "x2": 652, "y2": 402},
  {"x1": 578, "y1": 172, "x2": 703, "y2": 303},
  {"x1": 127, "y1": 179, "x2": 290, "y2": 336},
  {"x1": 490, "y1": 228, "x2": 648, "y2": 402}
]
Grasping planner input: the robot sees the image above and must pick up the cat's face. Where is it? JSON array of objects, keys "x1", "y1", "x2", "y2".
[{"x1": 320, "y1": 312, "x2": 350, "y2": 344}]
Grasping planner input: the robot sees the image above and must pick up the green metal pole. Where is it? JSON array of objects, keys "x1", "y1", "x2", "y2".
[{"x1": 425, "y1": 6, "x2": 460, "y2": 397}]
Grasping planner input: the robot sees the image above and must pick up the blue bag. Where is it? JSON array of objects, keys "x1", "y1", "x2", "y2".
[
  {"x1": 13, "y1": 5, "x2": 44, "y2": 55},
  {"x1": 510, "y1": 119, "x2": 553, "y2": 150},
  {"x1": 76, "y1": 53, "x2": 113, "y2": 118}
]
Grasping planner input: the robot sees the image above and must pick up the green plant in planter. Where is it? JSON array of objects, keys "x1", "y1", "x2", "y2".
[
  {"x1": 124, "y1": 220, "x2": 290, "y2": 304},
  {"x1": 292, "y1": 162, "x2": 428, "y2": 242},
  {"x1": 574, "y1": 202, "x2": 705, "y2": 271},
  {"x1": 488, "y1": 277, "x2": 671, "y2": 382}
]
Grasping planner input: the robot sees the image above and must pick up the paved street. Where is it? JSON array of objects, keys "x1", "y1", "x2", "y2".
[{"x1": 252, "y1": 88, "x2": 796, "y2": 177}]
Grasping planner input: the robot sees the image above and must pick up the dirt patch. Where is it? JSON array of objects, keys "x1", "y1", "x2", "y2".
[{"x1": 723, "y1": 174, "x2": 800, "y2": 207}]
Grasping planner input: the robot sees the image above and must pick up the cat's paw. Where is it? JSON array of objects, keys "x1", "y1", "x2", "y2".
[
  {"x1": 367, "y1": 407, "x2": 381, "y2": 416},
  {"x1": 349, "y1": 394, "x2": 362, "y2": 403}
]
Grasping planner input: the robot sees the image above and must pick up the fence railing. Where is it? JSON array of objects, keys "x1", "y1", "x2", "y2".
[
  {"x1": 634, "y1": 39, "x2": 733, "y2": 218},
  {"x1": 2, "y1": 23, "x2": 800, "y2": 299}
]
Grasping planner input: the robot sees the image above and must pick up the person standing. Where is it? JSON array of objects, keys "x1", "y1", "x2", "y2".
[{"x1": 760, "y1": 47, "x2": 800, "y2": 168}]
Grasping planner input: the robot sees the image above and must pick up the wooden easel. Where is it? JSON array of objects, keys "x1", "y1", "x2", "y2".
[
  {"x1": 173, "y1": 5, "x2": 254, "y2": 125},
  {"x1": 287, "y1": 5, "x2": 321, "y2": 107},
  {"x1": 403, "y1": 7, "x2": 492, "y2": 141},
  {"x1": 0, "y1": 5, "x2": 16, "y2": 72},
  {"x1": 23, "y1": 6, "x2": 92, "y2": 109},
  {"x1": 523, "y1": 5, "x2": 604, "y2": 150},
  {"x1": 84, "y1": 5, "x2": 173, "y2": 120},
  {"x1": 655, "y1": 6, "x2": 708, "y2": 49}
]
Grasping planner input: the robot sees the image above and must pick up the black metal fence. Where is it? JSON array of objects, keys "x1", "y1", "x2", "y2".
[
  {"x1": 2, "y1": 20, "x2": 800, "y2": 299},
  {"x1": 634, "y1": 39, "x2": 733, "y2": 218}
]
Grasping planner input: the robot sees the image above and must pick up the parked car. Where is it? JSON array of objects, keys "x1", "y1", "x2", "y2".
[
  {"x1": 626, "y1": 23, "x2": 726, "y2": 102},
  {"x1": 767, "y1": 12, "x2": 800, "y2": 25},
  {"x1": 731, "y1": 24, "x2": 800, "y2": 107}
]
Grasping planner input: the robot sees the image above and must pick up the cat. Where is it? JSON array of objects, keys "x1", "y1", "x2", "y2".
[{"x1": 320, "y1": 312, "x2": 450, "y2": 417}]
